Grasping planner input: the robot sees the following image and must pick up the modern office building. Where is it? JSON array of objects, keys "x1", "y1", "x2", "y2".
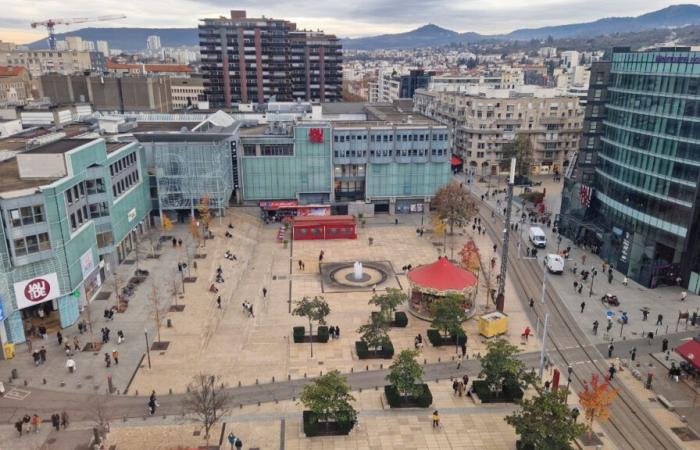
[
  {"x1": 0, "y1": 137, "x2": 151, "y2": 344},
  {"x1": 559, "y1": 47, "x2": 700, "y2": 291},
  {"x1": 199, "y1": 10, "x2": 342, "y2": 107},
  {"x1": 414, "y1": 86, "x2": 582, "y2": 176}
]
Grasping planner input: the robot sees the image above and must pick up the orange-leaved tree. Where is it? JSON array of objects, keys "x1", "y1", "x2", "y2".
[
  {"x1": 459, "y1": 240, "x2": 481, "y2": 273},
  {"x1": 578, "y1": 373, "x2": 619, "y2": 437}
]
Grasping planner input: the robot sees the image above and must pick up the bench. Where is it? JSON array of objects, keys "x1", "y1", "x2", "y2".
[{"x1": 657, "y1": 394, "x2": 674, "y2": 411}]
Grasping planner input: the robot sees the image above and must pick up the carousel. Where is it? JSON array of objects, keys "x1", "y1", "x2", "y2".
[{"x1": 406, "y1": 256, "x2": 477, "y2": 320}]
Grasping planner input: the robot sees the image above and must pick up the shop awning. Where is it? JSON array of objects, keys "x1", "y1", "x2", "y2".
[
  {"x1": 675, "y1": 337, "x2": 700, "y2": 371},
  {"x1": 451, "y1": 156, "x2": 463, "y2": 165}
]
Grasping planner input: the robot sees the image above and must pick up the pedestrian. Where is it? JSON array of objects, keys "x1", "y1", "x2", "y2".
[
  {"x1": 623, "y1": 277, "x2": 628, "y2": 286},
  {"x1": 262, "y1": 287, "x2": 267, "y2": 298},
  {"x1": 334, "y1": 325, "x2": 340, "y2": 338},
  {"x1": 573, "y1": 281, "x2": 579, "y2": 292},
  {"x1": 522, "y1": 326, "x2": 531, "y2": 341},
  {"x1": 662, "y1": 338, "x2": 669, "y2": 352},
  {"x1": 235, "y1": 437, "x2": 242, "y2": 450},
  {"x1": 228, "y1": 432, "x2": 236, "y2": 450},
  {"x1": 73, "y1": 336, "x2": 80, "y2": 351},
  {"x1": 608, "y1": 343, "x2": 614, "y2": 358},
  {"x1": 104, "y1": 352, "x2": 111, "y2": 368},
  {"x1": 630, "y1": 347, "x2": 637, "y2": 361},
  {"x1": 581, "y1": 254, "x2": 587, "y2": 265},
  {"x1": 217, "y1": 296, "x2": 221, "y2": 309},
  {"x1": 148, "y1": 391, "x2": 157, "y2": 415},
  {"x1": 61, "y1": 411, "x2": 69, "y2": 429},
  {"x1": 117, "y1": 330, "x2": 125, "y2": 344},
  {"x1": 462, "y1": 374, "x2": 469, "y2": 388},
  {"x1": 432, "y1": 410, "x2": 441, "y2": 429},
  {"x1": 608, "y1": 271, "x2": 613, "y2": 284},
  {"x1": 172, "y1": 237, "x2": 177, "y2": 247},
  {"x1": 580, "y1": 301, "x2": 586, "y2": 313},
  {"x1": 493, "y1": 244, "x2": 497, "y2": 253},
  {"x1": 319, "y1": 250, "x2": 324, "y2": 263},
  {"x1": 577, "y1": 284, "x2": 583, "y2": 294},
  {"x1": 593, "y1": 320, "x2": 599, "y2": 335},
  {"x1": 78, "y1": 321, "x2": 84, "y2": 334},
  {"x1": 51, "y1": 413, "x2": 60, "y2": 431},
  {"x1": 112, "y1": 349, "x2": 119, "y2": 365},
  {"x1": 178, "y1": 238, "x2": 182, "y2": 247},
  {"x1": 606, "y1": 319, "x2": 613, "y2": 333},
  {"x1": 458, "y1": 381, "x2": 465, "y2": 397},
  {"x1": 452, "y1": 379, "x2": 459, "y2": 395},
  {"x1": 39, "y1": 346, "x2": 46, "y2": 363},
  {"x1": 681, "y1": 291, "x2": 687, "y2": 302},
  {"x1": 529, "y1": 298, "x2": 534, "y2": 308},
  {"x1": 64, "y1": 342, "x2": 72, "y2": 356},
  {"x1": 31, "y1": 414, "x2": 40, "y2": 433},
  {"x1": 642, "y1": 309, "x2": 649, "y2": 321},
  {"x1": 608, "y1": 364, "x2": 616, "y2": 380},
  {"x1": 14, "y1": 420, "x2": 23, "y2": 437},
  {"x1": 249, "y1": 304, "x2": 254, "y2": 317},
  {"x1": 656, "y1": 314, "x2": 663, "y2": 326},
  {"x1": 298, "y1": 260, "x2": 303, "y2": 271},
  {"x1": 57, "y1": 331, "x2": 63, "y2": 346}
]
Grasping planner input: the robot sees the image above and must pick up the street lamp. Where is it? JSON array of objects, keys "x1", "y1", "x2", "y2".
[
  {"x1": 588, "y1": 268, "x2": 598, "y2": 297},
  {"x1": 144, "y1": 328, "x2": 151, "y2": 369},
  {"x1": 556, "y1": 235, "x2": 562, "y2": 254},
  {"x1": 566, "y1": 365, "x2": 573, "y2": 403}
]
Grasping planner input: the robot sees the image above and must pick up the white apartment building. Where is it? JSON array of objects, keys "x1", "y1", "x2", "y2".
[
  {"x1": 170, "y1": 77, "x2": 205, "y2": 109},
  {"x1": 561, "y1": 50, "x2": 581, "y2": 69},
  {"x1": 377, "y1": 70, "x2": 401, "y2": 103},
  {"x1": 65, "y1": 36, "x2": 84, "y2": 51},
  {"x1": 96, "y1": 41, "x2": 110, "y2": 56},
  {"x1": 147, "y1": 36, "x2": 162, "y2": 50},
  {"x1": 414, "y1": 86, "x2": 583, "y2": 176},
  {"x1": 0, "y1": 50, "x2": 95, "y2": 77},
  {"x1": 428, "y1": 68, "x2": 524, "y2": 93}
]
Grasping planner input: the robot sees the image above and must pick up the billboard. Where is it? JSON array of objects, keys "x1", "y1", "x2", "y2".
[{"x1": 13, "y1": 272, "x2": 61, "y2": 310}]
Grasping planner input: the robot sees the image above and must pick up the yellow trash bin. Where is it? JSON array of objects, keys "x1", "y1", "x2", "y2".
[
  {"x1": 3, "y1": 343, "x2": 15, "y2": 360},
  {"x1": 478, "y1": 312, "x2": 509, "y2": 338}
]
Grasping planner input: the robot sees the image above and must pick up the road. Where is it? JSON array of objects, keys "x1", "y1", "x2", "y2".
[{"x1": 473, "y1": 182, "x2": 685, "y2": 450}]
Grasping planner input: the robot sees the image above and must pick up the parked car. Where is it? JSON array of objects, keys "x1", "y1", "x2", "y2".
[
  {"x1": 601, "y1": 293, "x2": 620, "y2": 306},
  {"x1": 544, "y1": 254, "x2": 564, "y2": 274},
  {"x1": 528, "y1": 227, "x2": 547, "y2": 248}
]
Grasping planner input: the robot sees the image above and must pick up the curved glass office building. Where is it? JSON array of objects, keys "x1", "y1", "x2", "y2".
[{"x1": 561, "y1": 48, "x2": 700, "y2": 291}]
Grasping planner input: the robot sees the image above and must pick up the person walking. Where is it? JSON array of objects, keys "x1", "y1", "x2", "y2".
[
  {"x1": 217, "y1": 296, "x2": 221, "y2": 309},
  {"x1": 573, "y1": 281, "x2": 579, "y2": 292},
  {"x1": 235, "y1": 437, "x2": 243, "y2": 450},
  {"x1": 581, "y1": 254, "x2": 587, "y2": 265},
  {"x1": 642, "y1": 309, "x2": 649, "y2": 321},
  {"x1": 522, "y1": 327, "x2": 531, "y2": 341},
  {"x1": 656, "y1": 314, "x2": 664, "y2": 326},
  {"x1": 104, "y1": 352, "x2": 111, "y2": 368},
  {"x1": 319, "y1": 250, "x2": 324, "y2": 263},
  {"x1": 262, "y1": 287, "x2": 267, "y2": 298},
  {"x1": 662, "y1": 338, "x2": 669, "y2": 352},
  {"x1": 432, "y1": 410, "x2": 441, "y2": 430},
  {"x1": 51, "y1": 413, "x2": 60, "y2": 431},
  {"x1": 452, "y1": 379, "x2": 459, "y2": 396},
  {"x1": 57, "y1": 331, "x2": 63, "y2": 346},
  {"x1": 529, "y1": 298, "x2": 534, "y2": 308},
  {"x1": 608, "y1": 364, "x2": 617, "y2": 381},
  {"x1": 623, "y1": 277, "x2": 628, "y2": 286},
  {"x1": 112, "y1": 349, "x2": 119, "y2": 365},
  {"x1": 580, "y1": 301, "x2": 586, "y2": 313},
  {"x1": 73, "y1": 336, "x2": 80, "y2": 352},
  {"x1": 630, "y1": 347, "x2": 637, "y2": 362},
  {"x1": 148, "y1": 391, "x2": 157, "y2": 415},
  {"x1": 61, "y1": 411, "x2": 69, "y2": 429},
  {"x1": 681, "y1": 291, "x2": 688, "y2": 302},
  {"x1": 31, "y1": 414, "x2": 40, "y2": 433},
  {"x1": 14, "y1": 420, "x2": 23, "y2": 437},
  {"x1": 607, "y1": 343, "x2": 614, "y2": 358},
  {"x1": 577, "y1": 284, "x2": 583, "y2": 294},
  {"x1": 593, "y1": 320, "x2": 599, "y2": 335},
  {"x1": 227, "y1": 432, "x2": 236, "y2": 450}
]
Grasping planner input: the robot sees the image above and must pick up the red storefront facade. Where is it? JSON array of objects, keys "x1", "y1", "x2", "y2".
[{"x1": 292, "y1": 215, "x2": 357, "y2": 240}]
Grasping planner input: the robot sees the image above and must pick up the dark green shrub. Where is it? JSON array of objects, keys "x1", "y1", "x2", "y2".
[
  {"x1": 293, "y1": 326, "x2": 305, "y2": 343},
  {"x1": 426, "y1": 329, "x2": 442, "y2": 346},
  {"x1": 356, "y1": 340, "x2": 393, "y2": 359},
  {"x1": 384, "y1": 384, "x2": 432, "y2": 408},
  {"x1": 381, "y1": 340, "x2": 394, "y2": 358},
  {"x1": 303, "y1": 410, "x2": 354, "y2": 437},
  {"x1": 355, "y1": 341, "x2": 369, "y2": 359},
  {"x1": 317, "y1": 326, "x2": 329, "y2": 343},
  {"x1": 393, "y1": 311, "x2": 408, "y2": 327},
  {"x1": 472, "y1": 379, "x2": 523, "y2": 403}
]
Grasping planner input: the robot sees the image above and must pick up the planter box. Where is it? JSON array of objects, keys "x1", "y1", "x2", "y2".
[
  {"x1": 393, "y1": 311, "x2": 408, "y2": 328},
  {"x1": 384, "y1": 384, "x2": 432, "y2": 408},
  {"x1": 471, "y1": 379, "x2": 524, "y2": 403},
  {"x1": 355, "y1": 340, "x2": 394, "y2": 359},
  {"x1": 426, "y1": 329, "x2": 458, "y2": 347},
  {"x1": 293, "y1": 326, "x2": 329, "y2": 344},
  {"x1": 303, "y1": 411, "x2": 354, "y2": 437}
]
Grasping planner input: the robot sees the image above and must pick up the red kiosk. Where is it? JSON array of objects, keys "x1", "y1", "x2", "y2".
[
  {"x1": 292, "y1": 215, "x2": 357, "y2": 240},
  {"x1": 407, "y1": 256, "x2": 477, "y2": 319}
]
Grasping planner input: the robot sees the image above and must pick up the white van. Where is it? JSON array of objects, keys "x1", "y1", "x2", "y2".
[
  {"x1": 528, "y1": 226, "x2": 547, "y2": 248},
  {"x1": 544, "y1": 254, "x2": 565, "y2": 274}
]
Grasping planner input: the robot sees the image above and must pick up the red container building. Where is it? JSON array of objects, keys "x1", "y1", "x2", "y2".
[{"x1": 292, "y1": 215, "x2": 357, "y2": 240}]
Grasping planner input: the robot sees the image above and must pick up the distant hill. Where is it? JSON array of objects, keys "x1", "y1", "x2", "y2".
[
  {"x1": 28, "y1": 27, "x2": 199, "y2": 52},
  {"x1": 343, "y1": 4, "x2": 700, "y2": 49},
  {"x1": 26, "y1": 4, "x2": 700, "y2": 52}
]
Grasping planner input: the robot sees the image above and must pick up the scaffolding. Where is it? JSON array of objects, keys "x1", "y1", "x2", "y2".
[{"x1": 153, "y1": 141, "x2": 233, "y2": 217}]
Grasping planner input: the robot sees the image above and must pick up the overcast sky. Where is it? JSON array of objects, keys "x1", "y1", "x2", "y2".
[{"x1": 0, "y1": 0, "x2": 687, "y2": 44}]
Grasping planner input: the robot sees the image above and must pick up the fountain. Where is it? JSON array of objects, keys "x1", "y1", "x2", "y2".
[{"x1": 353, "y1": 261, "x2": 363, "y2": 281}]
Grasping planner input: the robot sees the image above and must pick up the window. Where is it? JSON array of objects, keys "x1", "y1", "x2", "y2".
[
  {"x1": 9, "y1": 205, "x2": 45, "y2": 227},
  {"x1": 261, "y1": 144, "x2": 293, "y2": 156},
  {"x1": 13, "y1": 232, "x2": 50, "y2": 257}
]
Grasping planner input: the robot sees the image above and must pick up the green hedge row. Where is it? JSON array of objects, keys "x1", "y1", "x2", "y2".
[
  {"x1": 355, "y1": 340, "x2": 394, "y2": 359},
  {"x1": 393, "y1": 311, "x2": 408, "y2": 327},
  {"x1": 292, "y1": 326, "x2": 329, "y2": 343},
  {"x1": 303, "y1": 410, "x2": 354, "y2": 437},
  {"x1": 471, "y1": 379, "x2": 524, "y2": 403},
  {"x1": 384, "y1": 384, "x2": 432, "y2": 408},
  {"x1": 426, "y1": 329, "x2": 458, "y2": 347}
]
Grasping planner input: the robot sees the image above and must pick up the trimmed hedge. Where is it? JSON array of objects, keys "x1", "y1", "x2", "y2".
[
  {"x1": 293, "y1": 326, "x2": 305, "y2": 343},
  {"x1": 384, "y1": 384, "x2": 432, "y2": 408},
  {"x1": 516, "y1": 441, "x2": 535, "y2": 450},
  {"x1": 471, "y1": 379, "x2": 524, "y2": 403},
  {"x1": 426, "y1": 329, "x2": 458, "y2": 347},
  {"x1": 355, "y1": 340, "x2": 394, "y2": 359},
  {"x1": 303, "y1": 410, "x2": 354, "y2": 437},
  {"x1": 393, "y1": 311, "x2": 408, "y2": 327},
  {"x1": 317, "y1": 326, "x2": 329, "y2": 343}
]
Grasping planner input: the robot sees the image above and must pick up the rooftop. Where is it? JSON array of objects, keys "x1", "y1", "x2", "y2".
[
  {"x1": 0, "y1": 158, "x2": 57, "y2": 192},
  {"x1": 29, "y1": 138, "x2": 95, "y2": 154},
  {"x1": 132, "y1": 121, "x2": 195, "y2": 133}
]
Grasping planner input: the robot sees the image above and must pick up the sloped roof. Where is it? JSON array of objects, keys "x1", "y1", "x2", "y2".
[
  {"x1": 675, "y1": 337, "x2": 700, "y2": 371},
  {"x1": 407, "y1": 257, "x2": 477, "y2": 292}
]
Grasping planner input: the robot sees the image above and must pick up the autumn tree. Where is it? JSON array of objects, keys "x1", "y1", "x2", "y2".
[
  {"x1": 578, "y1": 374, "x2": 619, "y2": 438},
  {"x1": 292, "y1": 296, "x2": 330, "y2": 358},
  {"x1": 505, "y1": 389, "x2": 587, "y2": 449},
  {"x1": 502, "y1": 135, "x2": 533, "y2": 178},
  {"x1": 459, "y1": 240, "x2": 482, "y2": 273},
  {"x1": 185, "y1": 374, "x2": 232, "y2": 447},
  {"x1": 368, "y1": 288, "x2": 407, "y2": 323},
  {"x1": 197, "y1": 194, "x2": 211, "y2": 230},
  {"x1": 432, "y1": 181, "x2": 478, "y2": 235}
]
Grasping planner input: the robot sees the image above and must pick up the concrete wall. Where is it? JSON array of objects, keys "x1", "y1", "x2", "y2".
[{"x1": 16, "y1": 153, "x2": 66, "y2": 179}]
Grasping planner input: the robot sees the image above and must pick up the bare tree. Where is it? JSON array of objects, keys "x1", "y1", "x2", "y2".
[
  {"x1": 89, "y1": 395, "x2": 111, "y2": 446},
  {"x1": 185, "y1": 374, "x2": 232, "y2": 447},
  {"x1": 150, "y1": 282, "x2": 162, "y2": 342},
  {"x1": 170, "y1": 277, "x2": 180, "y2": 307}
]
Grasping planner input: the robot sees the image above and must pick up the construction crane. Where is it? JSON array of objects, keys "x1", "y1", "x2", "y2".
[{"x1": 31, "y1": 15, "x2": 127, "y2": 51}]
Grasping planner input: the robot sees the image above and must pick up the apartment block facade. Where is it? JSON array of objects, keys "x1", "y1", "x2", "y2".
[
  {"x1": 199, "y1": 10, "x2": 342, "y2": 107},
  {"x1": 414, "y1": 87, "x2": 583, "y2": 176},
  {"x1": 0, "y1": 50, "x2": 105, "y2": 77}
]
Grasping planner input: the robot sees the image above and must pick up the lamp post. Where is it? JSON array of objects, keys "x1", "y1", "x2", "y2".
[
  {"x1": 496, "y1": 158, "x2": 516, "y2": 311},
  {"x1": 588, "y1": 268, "x2": 598, "y2": 297},
  {"x1": 566, "y1": 365, "x2": 573, "y2": 403},
  {"x1": 144, "y1": 328, "x2": 151, "y2": 369},
  {"x1": 556, "y1": 235, "x2": 562, "y2": 254}
]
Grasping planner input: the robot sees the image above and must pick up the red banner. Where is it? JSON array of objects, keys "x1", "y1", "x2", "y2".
[
  {"x1": 259, "y1": 200, "x2": 298, "y2": 210},
  {"x1": 308, "y1": 128, "x2": 324, "y2": 144}
]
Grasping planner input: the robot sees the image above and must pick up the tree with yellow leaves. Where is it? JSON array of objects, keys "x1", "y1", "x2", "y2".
[
  {"x1": 162, "y1": 215, "x2": 173, "y2": 232},
  {"x1": 459, "y1": 240, "x2": 481, "y2": 273},
  {"x1": 578, "y1": 373, "x2": 619, "y2": 438}
]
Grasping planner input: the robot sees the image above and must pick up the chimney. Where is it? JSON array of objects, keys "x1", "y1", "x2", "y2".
[{"x1": 230, "y1": 10, "x2": 246, "y2": 19}]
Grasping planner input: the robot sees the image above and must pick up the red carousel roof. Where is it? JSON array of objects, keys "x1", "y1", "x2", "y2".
[
  {"x1": 407, "y1": 257, "x2": 477, "y2": 292},
  {"x1": 675, "y1": 337, "x2": 700, "y2": 371}
]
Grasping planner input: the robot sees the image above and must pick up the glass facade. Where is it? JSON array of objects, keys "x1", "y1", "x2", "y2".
[{"x1": 562, "y1": 49, "x2": 700, "y2": 289}]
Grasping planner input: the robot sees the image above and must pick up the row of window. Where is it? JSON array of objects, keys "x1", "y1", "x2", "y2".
[
  {"x1": 607, "y1": 108, "x2": 700, "y2": 140},
  {"x1": 66, "y1": 181, "x2": 86, "y2": 205},
  {"x1": 600, "y1": 141, "x2": 700, "y2": 183},
  {"x1": 334, "y1": 133, "x2": 448, "y2": 143},
  {"x1": 296, "y1": 227, "x2": 354, "y2": 236},
  {"x1": 333, "y1": 148, "x2": 447, "y2": 158},
  {"x1": 612, "y1": 74, "x2": 700, "y2": 96},
  {"x1": 604, "y1": 126, "x2": 700, "y2": 163},
  {"x1": 70, "y1": 205, "x2": 90, "y2": 232},
  {"x1": 14, "y1": 232, "x2": 51, "y2": 257},
  {"x1": 9, "y1": 205, "x2": 45, "y2": 227},
  {"x1": 86, "y1": 178, "x2": 106, "y2": 195},
  {"x1": 242, "y1": 144, "x2": 294, "y2": 156},
  {"x1": 112, "y1": 169, "x2": 140, "y2": 198},
  {"x1": 608, "y1": 91, "x2": 700, "y2": 118},
  {"x1": 109, "y1": 152, "x2": 138, "y2": 177}
]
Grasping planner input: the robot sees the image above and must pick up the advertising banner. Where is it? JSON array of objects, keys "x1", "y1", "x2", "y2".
[{"x1": 13, "y1": 272, "x2": 60, "y2": 310}]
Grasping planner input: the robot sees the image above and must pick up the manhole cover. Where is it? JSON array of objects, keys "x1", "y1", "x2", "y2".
[
  {"x1": 671, "y1": 427, "x2": 700, "y2": 441},
  {"x1": 151, "y1": 341, "x2": 170, "y2": 351}
]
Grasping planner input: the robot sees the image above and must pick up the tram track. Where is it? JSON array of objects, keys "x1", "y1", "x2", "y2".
[{"x1": 477, "y1": 198, "x2": 682, "y2": 450}]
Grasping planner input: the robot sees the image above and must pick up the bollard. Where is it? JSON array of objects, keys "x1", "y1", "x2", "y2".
[
  {"x1": 438, "y1": 357, "x2": 441, "y2": 362},
  {"x1": 366, "y1": 365, "x2": 369, "y2": 371},
  {"x1": 320, "y1": 370, "x2": 323, "y2": 376},
  {"x1": 255, "y1": 378, "x2": 259, "y2": 385},
  {"x1": 257, "y1": 401, "x2": 261, "y2": 406},
  {"x1": 380, "y1": 364, "x2": 383, "y2": 369},
  {"x1": 167, "y1": 319, "x2": 172, "y2": 328},
  {"x1": 375, "y1": 386, "x2": 378, "y2": 390},
  {"x1": 238, "y1": 381, "x2": 241, "y2": 387},
  {"x1": 304, "y1": 373, "x2": 307, "y2": 379},
  {"x1": 424, "y1": 359, "x2": 427, "y2": 365},
  {"x1": 43, "y1": 378, "x2": 47, "y2": 384},
  {"x1": 60, "y1": 381, "x2": 65, "y2": 387},
  {"x1": 359, "y1": 388, "x2": 362, "y2": 393},
  {"x1": 169, "y1": 388, "x2": 173, "y2": 395},
  {"x1": 288, "y1": 374, "x2": 291, "y2": 381},
  {"x1": 272, "y1": 376, "x2": 275, "y2": 383},
  {"x1": 351, "y1": 367, "x2": 354, "y2": 373},
  {"x1": 275, "y1": 398, "x2": 278, "y2": 404},
  {"x1": 240, "y1": 404, "x2": 243, "y2": 409},
  {"x1": 23, "y1": 379, "x2": 28, "y2": 386},
  {"x1": 123, "y1": 416, "x2": 127, "y2": 422}
]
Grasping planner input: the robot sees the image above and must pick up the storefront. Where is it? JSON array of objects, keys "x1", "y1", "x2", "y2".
[
  {"x1": 260, "y1": 201, "x2": 331, "y2": 222},
  {"x1": 293, "y1": 215, "x2": 357, "y2": 240},
  {"x1": 14, "y1": 272, "x2": 64, "y2": 338},
  {"x1": 395, "y1": 200, "x2": 425, "y2": 214}
]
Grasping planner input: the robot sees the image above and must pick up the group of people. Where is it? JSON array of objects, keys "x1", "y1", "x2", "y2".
[
  {"x1": 104, "y1": 349, "x2": 119, "y2": 367},
  {"x1": 227, "y1": 432, "x2": 244, "y2": 449},
  {"x1": 451, "y1": 374, "x2": 471, "y2": 397},
  {"x1": 241, "y1": 301, "x2": 255, "y2": 317},
  {"x1": 14, "y1": 412, "x2": 68, "y2": 436},
  {"x1": 224, "y1": 250, "x2": 237, "y2": 261},
  {"x1": 414, "y1": 333, "x2": 424, "y2": 349},
  {"x1": 328, "y1": 325, "x2": 341, "y2": 339}
]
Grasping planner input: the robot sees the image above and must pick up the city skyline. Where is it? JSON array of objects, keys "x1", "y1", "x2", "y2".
[{"x1": 0, "y1": 0, "x2": 686, "y2": 44}]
